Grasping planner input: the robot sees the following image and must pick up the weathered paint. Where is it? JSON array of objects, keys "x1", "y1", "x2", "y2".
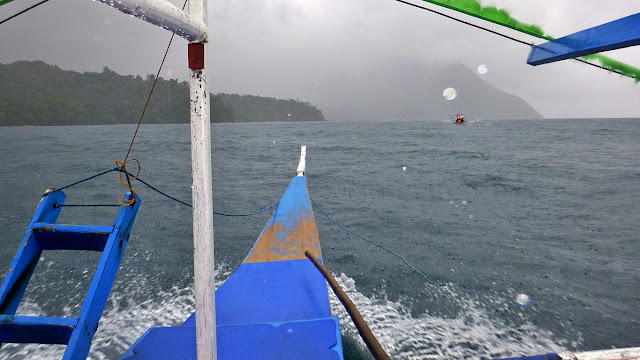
[
  {"x1": 244, "y1": 176, "x2": 322, "y2": 264},
  {"x1": 243, "y1": 216, "x2": 321, "y2": 263},
  {"x1": 187, "y1": 0, "x2": 215, "y2": 354}
]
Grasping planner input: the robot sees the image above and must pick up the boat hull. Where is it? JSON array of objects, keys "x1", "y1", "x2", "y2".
[{"x1": 120, "y1": 176, "x2": 343, "y2": 359}]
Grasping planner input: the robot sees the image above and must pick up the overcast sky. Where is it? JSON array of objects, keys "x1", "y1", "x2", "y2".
[{"x1": 1, "y1": 0, "x2": 639, "y2": 118}]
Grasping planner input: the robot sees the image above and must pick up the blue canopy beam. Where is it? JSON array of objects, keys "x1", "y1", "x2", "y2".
[{"x1": 527, "y1": 13, "x2": 640, "y2": 65}]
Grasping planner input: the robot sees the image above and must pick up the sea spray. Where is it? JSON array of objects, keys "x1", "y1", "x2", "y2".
[
  {"x1": 329, "y1": 273, "x2": 568, "y2": 359},
  {"x1": 0, "y1": 264, "x2": 232, "y2": 360}
]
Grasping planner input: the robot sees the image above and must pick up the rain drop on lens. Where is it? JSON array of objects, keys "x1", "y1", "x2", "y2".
[
  {"x1": 516, "y1": 293, "x2": 531, "y2": 306},
  {"x1": 477, "y1": 64, "x2": 488, "y2": 74},
  {"x1": 442, "y1": 87, "x2": 457, "y2": 100}
]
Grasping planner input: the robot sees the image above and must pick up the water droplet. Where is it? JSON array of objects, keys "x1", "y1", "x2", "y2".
[
  {"x1": 442, "y1": 87, "x2": 457, "y2": 100},
  {"x1": 477, "y1": 64, "x2": 488, "y2": 74},
  {"x1": 402, "y1": 166, "x2": 407, "y2": 171},
  {"x1": 468, "y1": 214, "x2": 474, "y2": 219},
  {"x1": 449, "y1": 201, "x2": 455, "y2": 205},
  {"x1": 516, "y1": 293, "x2": 531, "y2": 306},
  {"x1": 167, "y1": 70, "x2": 174, "y2": 77},
  {"x1": 287, "y1": 113, "x2": 291, "y2": 117},
  {"x1": 462, "y1": 200, "x2": 468, "y2": 205},
  {"x1": 272, "y1": 141, "x2": 276, "y2": 143}
]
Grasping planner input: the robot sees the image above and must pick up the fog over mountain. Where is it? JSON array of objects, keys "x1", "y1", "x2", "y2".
[
  {"x1": 0, "y1": 59, "x2": 542, "y2": 124},
  {"x1": 0, "y1": 0, "x2": 637, "y2": 119},
  {"x1": 312, "y1": 61, "x2": 542, "y2": 121}
]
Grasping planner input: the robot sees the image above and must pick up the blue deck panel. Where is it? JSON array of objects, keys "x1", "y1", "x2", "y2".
[
  {"x1": 183, "y1": 258, "x2": 331, "y2": 326},
  {"x1": 528, "y1": 13, "x2": 640, "y2": 65},
  {"x1": 121, "y1": 318, "x2": 342, "y2": 359}
]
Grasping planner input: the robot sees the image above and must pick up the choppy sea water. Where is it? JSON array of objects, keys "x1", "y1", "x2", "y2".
[{"x1": 0, "y1": 119, "x2": 638, "y2": 359}]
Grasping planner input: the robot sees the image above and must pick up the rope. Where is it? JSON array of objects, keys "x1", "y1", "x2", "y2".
[
  {"x1": 54, "y1": 204, "x2": 120, "y2": 208},
  {"x1": 305, "y1": 251, "x2": 392, "y2": 360},
  {"x1": 116, "y1": 0, "x2": 189, "y2": 204},
  {"x1": 0, "y1": 0, "x2": 52, "y2": 26},
  {"x1": 116, "y1": 159, "x2": 140, "y2": 206},
  {"x1": 393, "y1": 0, "x2": 634, "y2": 79},
  {"x1": 121, "y1": 0, "x2": 188, "y2": 164},
  {"x1": 125, "y1": 171, "x2": 192, "y2": 207},
  {"x1": 42, "y1": 168, "x2": 119, "y2": 197},
  {"x1": 393, "y1": 0, "x2": 532, "y2": 46},
  {"x1": 124, "y1": 170, "x2": 280, "y2": 216},
  {"x1": 310, "y1": 197, "x2": 445, "y2": 287},
  {"x1": 213, "y1": 201, "x2": 280, "y2": 217},
  {"x1": 39, "y1": 167, "x2": 279, "y2": 216}
]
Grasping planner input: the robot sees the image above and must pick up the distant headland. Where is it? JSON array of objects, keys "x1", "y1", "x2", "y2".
[{"x1": 0, "y1": 61, "x2": 325, "y2": 126}]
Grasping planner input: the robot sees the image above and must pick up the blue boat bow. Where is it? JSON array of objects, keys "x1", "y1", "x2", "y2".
[{"x1": 120, "y1": 175, "x2": 344, "y2": 359}]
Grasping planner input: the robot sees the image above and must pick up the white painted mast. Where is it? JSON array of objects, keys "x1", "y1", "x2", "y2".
[
  {"x1": 187, "y1": 1, "x2": 217, "y2": 359},
  {"x1": 94, "y1": 0, "x2": 215, "y2": 358}
]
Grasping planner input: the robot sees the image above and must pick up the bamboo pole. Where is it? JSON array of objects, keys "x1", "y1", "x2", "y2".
[{"x1": 305, "y1": 251, "x2": 391, "y2": 360}]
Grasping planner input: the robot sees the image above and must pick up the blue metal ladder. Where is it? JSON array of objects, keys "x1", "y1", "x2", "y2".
[{"x1": 0, "y1": 190, "x2": 140, "y2": 359}]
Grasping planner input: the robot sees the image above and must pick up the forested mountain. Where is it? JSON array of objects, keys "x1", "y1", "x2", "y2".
[{"x1": 0, "y1": 61, "x2": 325, "y2": 126}]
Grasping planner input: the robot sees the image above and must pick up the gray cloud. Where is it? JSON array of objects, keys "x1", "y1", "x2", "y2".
[{"x1": 1, "y1": 0, "x2": 639, "y2": 118}]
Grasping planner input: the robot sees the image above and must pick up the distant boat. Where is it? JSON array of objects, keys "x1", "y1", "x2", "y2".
[{"x1": 442, "y1": 113, "x2": 475, "y2": 124}]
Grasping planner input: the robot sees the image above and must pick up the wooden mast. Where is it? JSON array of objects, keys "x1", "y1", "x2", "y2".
[
  {"x1": 93, "y1": 0, "x2": 215, "y2": 358},
  {"x1": 187, "y1": 0, "x2": 216, "y2": 359}
]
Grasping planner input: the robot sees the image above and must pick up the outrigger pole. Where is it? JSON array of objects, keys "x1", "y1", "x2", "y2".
[{"x1": 93, "y1": 0, "x2": 215, "y2": 358}]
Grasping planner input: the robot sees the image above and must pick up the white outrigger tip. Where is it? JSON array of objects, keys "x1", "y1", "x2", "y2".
[
  {"x1": 296, "y1": 145, "x2": 307, "y2": 177},
  {"x1": 95, "y1": 0, "x2": 207, "y2": 42}
]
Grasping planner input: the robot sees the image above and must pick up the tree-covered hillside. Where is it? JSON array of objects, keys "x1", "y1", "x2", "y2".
[{"x1": 0, "y1": 61, "x2": 325, "y2": 126}]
